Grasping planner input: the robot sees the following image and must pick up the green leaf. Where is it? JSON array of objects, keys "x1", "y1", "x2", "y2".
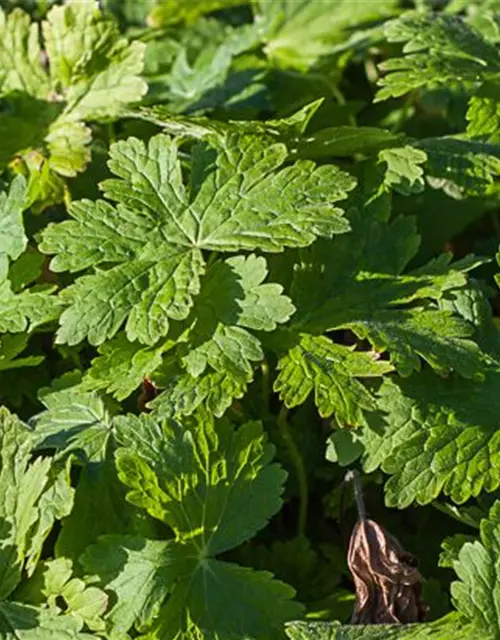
[
  {"x1": 299, "y1": 126, "x2": 407, "y2": 160},
  {"x1": 0, "y1": 96, "x2": 59, "y2": 169},
  {"x1": 83, "y1": 253, "x2": 294, "y2": 413},
  {"x1": 417, "y1": 137, "x2": 500, "y2": 196},
  {"x1": 285, "y1": 612, "x2": 478, "y2": 639},
  {"x1": 451, "y1": 501, "x2": 500, "y2": 637},
  {"x1": 0, "y1": 601, "x2": 95, "y2": 639},
  {"x1": 0, "y1": 176, "x2": 27, "y2": 261},
  {"x1": 0, "y1": 8, "x2": 49, "y2": 99},
  {"x1": 46, "y1": 561, "x2": 107, "y2": 632},
  {"x1": 466, "y1": 82, "x2": 500, "y2": 138},
  {"x1": 0, "y1": 334, "x2": 44, "y2": 373},
  {"x1": 171, "y1": 323, "x2": 261, "y2": 411},
  {"x1": 290, "y1": 178, "x2": 489, "y2": 379},
  {"x1": 170, "y1": 254, "x2": 293, "y2": 414},
  {"x1": 439, "y1": 534, "x2": 475, "y2": 569},
  {"x1": 82, "y1": 411, "x2": 302, "y2": 637},
  {"x1": 147, "y1": 0, "x2": 248, "y2": 27},
  {"x1": 439, "y1": 282, "x2": 500, "y2": 357},
  {"x1": 348, "y1": 307, "x2": 489, "y2": 379},
  {"x1": 0, "y1": 411, "x2": 46, "y2": 599},
  {"x1": 274, "y1": 333, "x2": 393, "y2": 426},
  {"x1": 24, "y1": 457, "x2": 74, "y2": 576},
  {"x1": 20, "y1": 557, "x2": 108, "y2": 632},
  {"x1": 45, "y1": 120, "x2": 91, "y2": 178},
  {"x1": 0, "y1": 1, "x2": 147, "y2": 208},
  {"x1": 81, "y1": 536, "x2": 179, "y2": 634},
  {"x1": 326, "y1": 430, "x2": 364, "y2": 467},
  {"x1": 217, "y1": 255, "x2": 295, "y2": 332},
  {"x1": 0, "y1": 263, "x2": 62, "y2": 334},
  {"x1": 21, "y1": 151, "x2": 67, "y2": 213},
  {"x1": 150, "y1": 361, "x2": 248, "y2": 418},
  {"x1": 376, "y1": 12, "x2": 500, "y2": 101},
  {"x1": 56, "y1": 460, "x2": 157, "y2": 564},
  {"x1": 257, "y1": 0, "x2": 398, "y2": 71},
  {"x1": 159, "y1": 22, "x2": 261, "y2": 113},
  {"x1": 361, "y1": 371, "x2": 500, "y2": 508},
  {"x1": 8, "y1": 249, "x2": 45, "y2": 293},
  {"x1": 149, "y1": 557, "x2": 301, "y2": 640},
  {"x1": 378, "y1": 146, "x2": 427, "y2": 195},
  {"x1": 81, "y1": 332, "x2": 170, "y2": 401},
  {"x1": 172, "y1": 255, "x2": 290, "y2": 379},
  {"x1": 40, "y1": 133, "x2": 355, "y2": 346},
  {"x1": 32, "y1": 382, "x2": 115, "y2": 462},
  {"x1": 43, "y1": 0, "x2": 147, "y2": 121},
  {"x1": 0, "y1": 408, "x2": 73, "y2": 599},
  {"x1": 114, "y1": 412, "x2": 285, "y2": 552},
  {"x1": 142, "y1": 16, "x2": 254, "y2": 105},
  {"x1": 132, "y1": 99, "x2": 324, "y2": 144}
]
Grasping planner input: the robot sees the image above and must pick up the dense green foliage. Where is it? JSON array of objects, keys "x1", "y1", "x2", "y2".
[{"x1": 2, "y1": 0, "x2": 500, "y2": 638}]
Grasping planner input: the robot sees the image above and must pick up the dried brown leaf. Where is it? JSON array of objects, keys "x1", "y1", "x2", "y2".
[
  {"x1": 347, "y1": 518, "x2": 428, "y2": 624},
  {"x1": 138, "y1": 377, "x2": 158, "y2": 412}
]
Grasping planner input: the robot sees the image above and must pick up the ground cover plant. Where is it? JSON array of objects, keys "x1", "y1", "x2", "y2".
[{"x1": 3, "y1": 0, "x2": 500, "y2": 637}]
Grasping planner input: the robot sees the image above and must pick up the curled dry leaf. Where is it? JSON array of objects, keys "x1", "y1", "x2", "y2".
[
  {"x1": 347, "y1": 517, "x2": 428, "y2": 624},
  {"x1": 138, "y1": 377, "x2": 158, "y2": 412}
]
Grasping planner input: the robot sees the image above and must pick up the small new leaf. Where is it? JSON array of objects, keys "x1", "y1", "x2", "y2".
[
  {"x1": 43, "y1": 0, "x2": 147, "y2": 121},
  {"x1": 21, "y1": 557, "x2": 108, "y2": 632},
  {"x1": 379, "y1": 146, "x2": 426, "y2": 195},
  {"x1": 0, "y1": 1, "x2": 147, "y2": 207},
  {"x1": 32, "y1": 381, "x2": 115, "y2": 462}
]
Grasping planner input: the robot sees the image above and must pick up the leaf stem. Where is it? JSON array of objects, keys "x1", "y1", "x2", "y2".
[
  {"x1": 107, "y1": 122, "x2": 116, "y2": 145},
  {"x1": 330, "y1": 83, "x2": 357, "y2": 128},
  {"x1": 261, "y1": 359, "x2": 270, "y2": 411},
  {"x1": 277, "y1": 406, "x2": 308, "y2": 537},
  {"x1": 344, "y1": 469, "x2": 366, "y2": 522},
  {"x1": 63, "y1": 184, "x2": 72, "y2": 210},
  {"x1": 392, "y1": 93, "x2": 415, "y2": 133}
]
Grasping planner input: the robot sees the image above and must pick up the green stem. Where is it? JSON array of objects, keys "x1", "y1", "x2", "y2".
[
  {"x1": 261, "y1": 359, "x2": 270, "y2": 412},
  {"x1": 63, "y1": 184, "x2": 72, "y2": 210},
  {"x1": 330, "y1": 83, "x2": 357, "y2": 128},
  {"x1": 277, "y1": 406, "x2": 308, "y2": 537},
  {"x1": 392, "y1": 93, "x2": 415, "y2": 133},
  {"x1": 107, "y1": 122, "x2": 116, "y2": 145}
]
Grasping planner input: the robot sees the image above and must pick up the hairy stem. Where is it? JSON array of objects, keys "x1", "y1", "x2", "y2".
[{"x1": 344, "y1": 469, "x2": 366, "y2": 522}]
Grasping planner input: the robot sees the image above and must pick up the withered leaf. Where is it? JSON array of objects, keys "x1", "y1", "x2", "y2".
[
  {"x1": 138, "y1": 377, "x2": 158, "y2": 412},
  {"x1": 347, "y1": 518, "x2": 428, "y2": 624}
]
